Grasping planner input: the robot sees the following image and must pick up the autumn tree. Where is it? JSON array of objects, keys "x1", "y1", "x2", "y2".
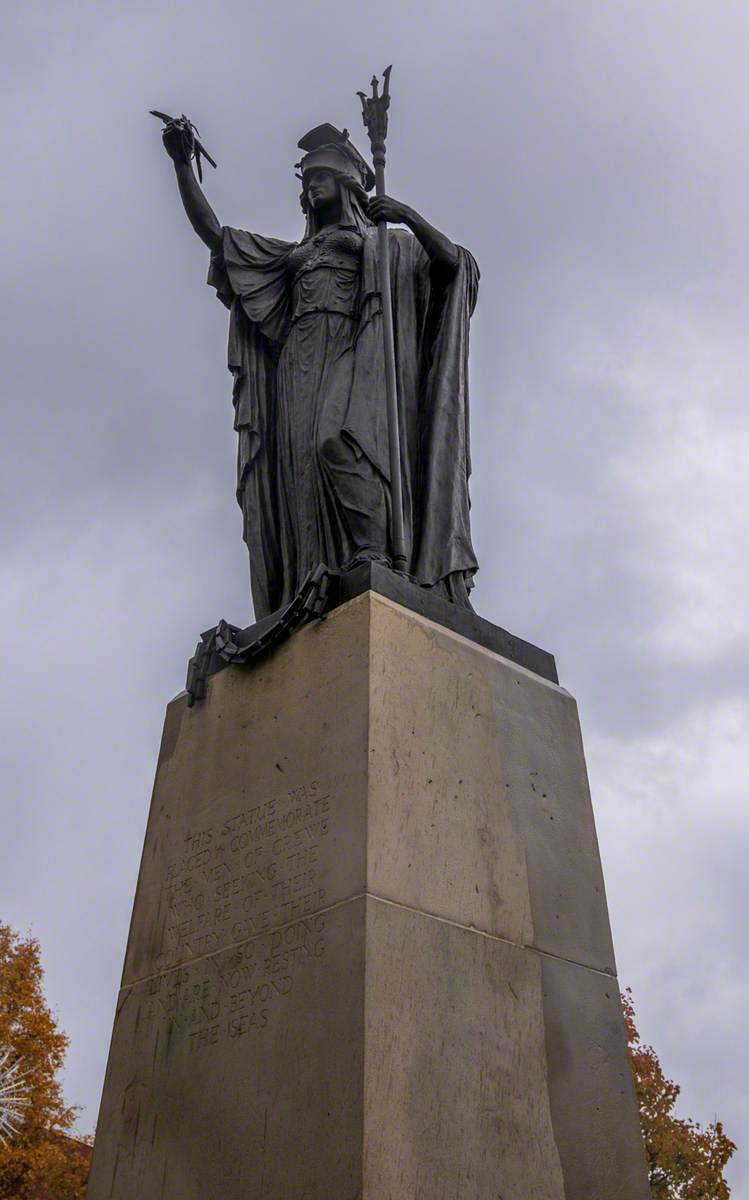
[
  {"x1": 0, "y1": 922, "x2": 89, "y2": 1199},
  {"x1": 623, "y1": 989, "x2": 735, "y2": 1199}
]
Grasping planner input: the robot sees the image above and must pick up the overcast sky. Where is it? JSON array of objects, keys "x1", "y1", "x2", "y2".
[{"x1": 2, "y1": 0, "x2": 748, "y2": 1192}]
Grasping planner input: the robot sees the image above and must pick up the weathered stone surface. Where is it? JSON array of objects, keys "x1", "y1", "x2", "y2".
[
  {"x1": 541, "y1": 952, "x2": 651, "y2": 1198},
  {"x1": 91, "y1": 899, "x2": 365, "y2": 1199},
  {"x1": 362, "y1": 897, "x2": 566, "y2": 1199},
  {"x1": 122, "y1": 604, "x2": 371, "y2": 986},
  {"x1": 87, "y1": 592, "x2": 648, "y2": 1199},
  {"x1": 362, "y1": 897, "x2": 647, "y2": 1199},
  {"x1": 367, "y1": 596, "x2": 615, "y2": 972}
]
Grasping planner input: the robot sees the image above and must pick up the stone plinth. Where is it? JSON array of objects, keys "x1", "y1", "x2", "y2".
[{"x1": 87, "y1": 591, "x2": 649, "y2": 1199}]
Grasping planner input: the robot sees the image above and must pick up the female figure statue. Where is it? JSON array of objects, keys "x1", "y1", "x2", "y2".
[{"x1": 161, "y1": 119, "x2": 479, "y2": 618}]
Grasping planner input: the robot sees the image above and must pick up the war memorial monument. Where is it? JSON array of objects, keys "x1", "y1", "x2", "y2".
[{"x1": 86, "y1": 72, "x2": 650, "y2": 1198}]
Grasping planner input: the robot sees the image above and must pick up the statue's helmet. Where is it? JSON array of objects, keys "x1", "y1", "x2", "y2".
[{"x1": 296, "y1": 124, "x2": 375, "y2": 193}]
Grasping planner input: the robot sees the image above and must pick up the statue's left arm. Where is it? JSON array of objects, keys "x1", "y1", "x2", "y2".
[{"x1": 367, "y1": 196, "x2": 459, "y2": 275}]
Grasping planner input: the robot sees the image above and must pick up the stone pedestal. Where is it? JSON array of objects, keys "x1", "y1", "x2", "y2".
[{"x1": 87, "y1": 591, "x2": 649, "y2": 1199}]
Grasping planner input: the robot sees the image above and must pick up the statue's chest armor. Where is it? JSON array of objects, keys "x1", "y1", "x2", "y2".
[{"x1": 288, "y1": 228, "x2": 363, "y2": 321}]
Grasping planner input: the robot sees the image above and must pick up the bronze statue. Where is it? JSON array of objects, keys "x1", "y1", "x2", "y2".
[{"x1": 157, "y1": 81, "x2": 479, "y2": 619}]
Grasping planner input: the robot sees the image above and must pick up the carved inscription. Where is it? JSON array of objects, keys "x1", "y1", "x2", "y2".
[
  {"x1": 156, "y1": 779, "x2": 330, "y2": 972},
  {"x1": 144, "y1": 913, "x2": 327, "y2": 1051}
]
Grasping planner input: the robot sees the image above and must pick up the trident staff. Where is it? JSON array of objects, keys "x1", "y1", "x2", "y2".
[{"x1": 358, "y1": 67, "x2": 407, "y2": 573}]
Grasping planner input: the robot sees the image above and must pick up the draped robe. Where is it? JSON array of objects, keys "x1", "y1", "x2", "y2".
[{"x1": 208, "y1": 222, "x2": 479, "y2": 619}]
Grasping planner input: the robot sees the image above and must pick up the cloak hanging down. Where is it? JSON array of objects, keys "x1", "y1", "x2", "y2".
[{"x1": 208, "y1": 223, "x2": 480, "y2": 619}]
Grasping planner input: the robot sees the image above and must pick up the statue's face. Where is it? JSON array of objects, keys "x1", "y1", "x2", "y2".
[{"x1": 305, "y1": 168, "x2": 340, "y2": 211}]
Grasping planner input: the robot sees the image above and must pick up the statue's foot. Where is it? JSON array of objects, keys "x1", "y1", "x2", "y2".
[{"x1": 345, "y1": 548, "x2": 392, "y2": 569}]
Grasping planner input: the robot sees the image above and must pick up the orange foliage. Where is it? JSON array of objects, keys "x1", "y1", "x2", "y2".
[
  {"x1": 0, "y1": 922, "x2": 89, "y2": 1199},
  {"x1": 623, "y1": 989, "x2": 735, "y2": 1199}
]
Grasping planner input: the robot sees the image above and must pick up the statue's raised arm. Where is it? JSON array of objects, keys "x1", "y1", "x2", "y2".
[{"x1": 158, "y1": 115, "x2": 221, "y2": 252}]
